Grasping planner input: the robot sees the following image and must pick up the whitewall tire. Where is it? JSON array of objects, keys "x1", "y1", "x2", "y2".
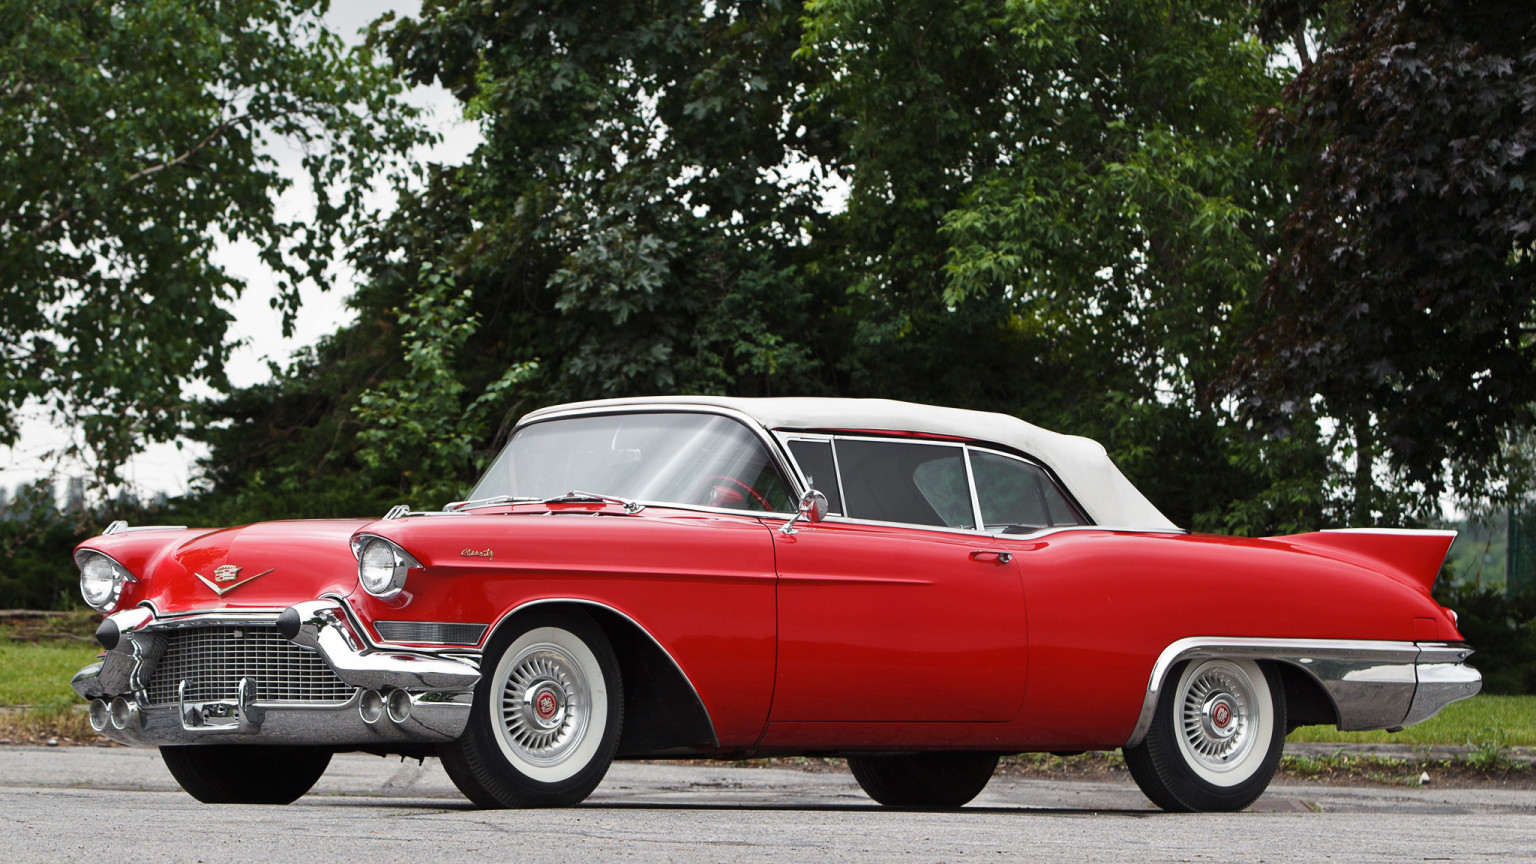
[
  {"x1": 1124, "y1": 658, "x2": 1286, "y2": 812},
  {"x1": 440, "y1": 609, "x2": 623, "y2": 807}
]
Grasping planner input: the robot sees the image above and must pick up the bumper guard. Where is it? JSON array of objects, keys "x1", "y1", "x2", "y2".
[{"x1": 71, "y1": 600, "x2": 481, "y2": 748}]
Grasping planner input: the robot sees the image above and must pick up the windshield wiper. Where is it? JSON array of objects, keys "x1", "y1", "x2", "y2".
[
  {"x1": 544, "y1": 490, "x2": 645, "y2": 514},
  {"x1": 443, "y1": 495, "x2": 543, "y2": 513}
]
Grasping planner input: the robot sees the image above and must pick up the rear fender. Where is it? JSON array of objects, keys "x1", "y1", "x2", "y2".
[{"x1": 1272, "y1": 528, "x2": 1456, "y2": 595}]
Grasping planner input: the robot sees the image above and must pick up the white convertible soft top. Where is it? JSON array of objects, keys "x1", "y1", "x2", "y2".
[{"x1": 520, "y1": 396, "x2": 1177, "y2": 530}]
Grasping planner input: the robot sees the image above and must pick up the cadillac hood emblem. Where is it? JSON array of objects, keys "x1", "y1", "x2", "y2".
[{"x1": 195, "y1": 565, "x2": 274, "y2": 597}]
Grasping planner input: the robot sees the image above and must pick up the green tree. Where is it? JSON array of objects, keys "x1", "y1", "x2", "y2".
[
  {"x1": 805, "y1": 0, "x2": 1319, "y2": 530},
  {"x1": 0, "y1": 0, "x2": 428, "y2": 481},
  {"x1": 198, "y1": 0, "x2": 1334, "y2": 534},
  {"x1": 1244, "y1": 0, "x2": 1536, "y2": 517},
  {"x1": 353, "y1": 262, "x2": 536, "y2": 505}
]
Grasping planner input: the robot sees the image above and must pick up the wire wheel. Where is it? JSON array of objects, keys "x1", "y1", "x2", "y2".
[
  {"x1": 438, "y1": 610, "x2": 623, "y2": 808},
  {"x1": 1176, "y1": 660, "x2": 1258, "y2": 775},
  {"x1": 1123, "y1": 657, "x2": 1285, "y2": 812},
  {"x1": 498, "y1": 642, "x2": 592, "y2": 768}
]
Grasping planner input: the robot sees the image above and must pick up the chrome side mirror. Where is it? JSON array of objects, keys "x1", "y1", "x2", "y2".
[{"x1": 780, "y1": 489, "x2": 828, "y2": 535}]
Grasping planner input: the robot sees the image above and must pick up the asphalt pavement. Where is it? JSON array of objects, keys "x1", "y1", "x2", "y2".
[{"x1": 3, "y1": 746, "x2": 1533, "y2": 862}]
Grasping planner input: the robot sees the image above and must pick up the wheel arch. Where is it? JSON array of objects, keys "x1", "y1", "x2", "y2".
[
  {"x1": 1123, "y1": 637, "x2": 1419, "y2": 748},
  {"x1": 486, "y1": 599, "x2": 719, "y2": 755},
  {"x1": 1275, "y1": 662, "x2": 1339, "y2": 732}
]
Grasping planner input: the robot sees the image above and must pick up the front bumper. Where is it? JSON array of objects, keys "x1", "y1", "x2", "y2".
[{"x1": 72, "y1": 600, "x2": 480, "y2": 748}]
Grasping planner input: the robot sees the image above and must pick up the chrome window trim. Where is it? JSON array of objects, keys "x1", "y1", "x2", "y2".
[
  {"x1": 828, "y1": 436, "x2": 849, "y2": 514},
  {"x1": 1124, "y1": 637, "x2": 1478, "y2": 748},
  {"x1": 770, "y1": 432, "x2": 1145, "y2": 538},
  {"x1": 837, "y1": 435, "x2": 973, "y2": 530},
  {"x1": 486, "y1": 597, "x2": 720, "y2": 748},
  {"x1": 962, "y1": 445, "x2": 1091, "y2": 529},
  {"x1": 986, "y1": 523, "x2": 1188, "y2": 541},
  {"x1": 776, "y1": 432, "x2": 975, "y2": 532},
  {"x1": 504, "y1": 405, "x2": 802, "y2": 518},
  {"x1": 557, "y1": 500, "x2": 797, "y2": 520},
  {"x1": 962, "y1": 448, "x2": 986, "y2": 533},
  {"x1": 778, "y1": 434, "x2": 850, "y2": 516},
  {"x1": 502, "y1": 410, "x2": 1123, "y2": 534},
  {"x1": 793, "y1": 514, "x2": 1015, "y2": 539}
]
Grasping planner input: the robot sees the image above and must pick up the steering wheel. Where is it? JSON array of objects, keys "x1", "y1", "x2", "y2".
[{"x1": 700, "y1": 475, "x2": 773, "y2": 510}]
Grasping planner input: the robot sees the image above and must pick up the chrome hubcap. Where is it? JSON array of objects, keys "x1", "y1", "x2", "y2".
[
  {"x1": 499, "y1": 642, "x2": 590, "y2": 767},
  {"x1": 1179, "y1": 661, "x2": 1257, "y2": 771}
]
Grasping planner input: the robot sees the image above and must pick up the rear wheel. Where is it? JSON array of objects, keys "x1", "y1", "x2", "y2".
[
  {"x1": 159, "y1": 745, "x2": 331, "y2": 804},
  {"x1": 1123, "y1": 658, "x2": 1285, "y2": 812},
  {"x1": 440, "y1": 609, "x2": 623, "y2": 808},
  {"x1": 847, "y1": 752, "x2": 999, "y2": 808}
]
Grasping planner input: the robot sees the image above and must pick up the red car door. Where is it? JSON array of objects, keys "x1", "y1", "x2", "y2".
[{"x1": 768, "y1": 436, "x2": 1029, "y2": 723}]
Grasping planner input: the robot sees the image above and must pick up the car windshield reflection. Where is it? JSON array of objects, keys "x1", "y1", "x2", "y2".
[{"x1": 468, "y1": 412, "x2": 795, "y2": 513}]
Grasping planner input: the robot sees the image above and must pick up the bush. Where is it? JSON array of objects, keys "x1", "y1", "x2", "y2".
[
  {"x1": 0, "y1": 518, "x2": 95, "y2": 610},
  {"x1": 1434, "y1": 580, "x2": 1536, "y2": 695}
]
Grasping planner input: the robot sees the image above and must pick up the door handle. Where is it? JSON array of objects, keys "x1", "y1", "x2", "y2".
[{"x1": 969, "y1": 550, "x2": 1013, "y2": 564}]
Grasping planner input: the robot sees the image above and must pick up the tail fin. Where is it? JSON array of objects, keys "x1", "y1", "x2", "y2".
[{"x1": 1272, "y1": 528, "x2": 1456, "y2": 594}]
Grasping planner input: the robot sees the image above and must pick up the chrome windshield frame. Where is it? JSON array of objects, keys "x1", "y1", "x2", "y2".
[{"x1": 481, "y1": 405, "x2": 806, "y2": 519}]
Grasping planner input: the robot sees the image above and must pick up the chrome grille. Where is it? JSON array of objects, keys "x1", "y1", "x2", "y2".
[
  {"x1": 374, "y1": 620, "x2": 487, "y2": 646},
  {"x1": 144, "y1": 625, "x2": 356, "y2": 706}
]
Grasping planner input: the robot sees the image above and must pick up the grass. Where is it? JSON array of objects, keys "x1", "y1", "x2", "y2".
[
  {"x1": 0, "y1": 612, "x2": 103, "y2": 742},
  {"x1": 1287, "y1": 694, "x2": 1536, "y2": 747}
]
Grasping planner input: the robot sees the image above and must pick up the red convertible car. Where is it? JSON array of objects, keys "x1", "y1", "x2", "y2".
[{"x1": 71, "y1": 396, "x2": 1480, "y2": 812}]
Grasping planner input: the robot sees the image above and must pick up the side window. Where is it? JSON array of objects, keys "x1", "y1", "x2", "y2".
[
  {"x1": 786, "y1": 439, "x2": 844, "y2": 515},
  {"x1": 835, "y1": 439, "x2": 975, "y2": 529},
  {"x1": 970, "y1": 450, "x2": 1087, "y2": 531}
]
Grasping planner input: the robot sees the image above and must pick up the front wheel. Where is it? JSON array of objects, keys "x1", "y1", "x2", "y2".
[
  {"x1": 440, "y1": 609, "x2": 623, "y2": 808},
  {"x1": 847, "y1": 752, "x2": 999, "y2": 807},
  {"x1": 160, "y1": 745, "x2": 331, "y2": 804},
  {"x1": 1124, "y1": 658, "x2": 1286, "y2": 812}
]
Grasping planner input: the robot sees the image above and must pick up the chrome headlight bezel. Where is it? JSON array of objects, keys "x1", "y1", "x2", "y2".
[
  {"x1": 75, "y1": 550, "x2": 136, "y2": 612},
  {"x1": 350, "y1": 534, "x2": 420, "y2": 599}
]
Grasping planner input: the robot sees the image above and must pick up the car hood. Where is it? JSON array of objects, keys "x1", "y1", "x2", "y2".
[{"x1": 78, "y1": 520, "x2": 371, "y2": 614}]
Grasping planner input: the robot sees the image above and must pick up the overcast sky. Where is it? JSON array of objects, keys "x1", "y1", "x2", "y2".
[{"x1": 0, "y1": 2, "x2": 481, "y2": 503}]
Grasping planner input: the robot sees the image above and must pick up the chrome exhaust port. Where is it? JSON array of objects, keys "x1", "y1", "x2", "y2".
[
  {"x1": 386, "y1": 689, "x2": 413, "y2": 725},
  {"x1": 358, "y1": 689, "x2": 385, "y2": 725},
  {"x1": 109, "y1": 696, "x2": 140, "y2": 731},
  {"x1": 89, "y1": 699, "x2": 110, "y2": 733}
]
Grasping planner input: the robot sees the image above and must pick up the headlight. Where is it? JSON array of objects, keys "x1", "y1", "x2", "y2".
[
  {"x1": 76, "y1": 550, "x2": 135, "y2": 611},
  {"x1": 350, "y1": 535, "x2": 420, "y2": 598}
]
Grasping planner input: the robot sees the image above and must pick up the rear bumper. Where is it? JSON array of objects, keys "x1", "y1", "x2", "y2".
[
  {"x1": 72, "y1": 599, "x2": 480, "y2": 748},
  {"x1": 1126, "y1": 638, "x2": 1482, "y2": 748},
  {"x1": 1401, "y1": 643, "x2": 1483, "y2": 727}
]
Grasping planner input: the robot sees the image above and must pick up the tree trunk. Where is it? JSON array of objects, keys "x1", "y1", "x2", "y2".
[{"x1": 1351, "y1": 415, "x2": 1374, "y2": 526}]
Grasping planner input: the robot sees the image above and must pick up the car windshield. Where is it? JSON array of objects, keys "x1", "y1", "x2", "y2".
[{"x1": 468, "y1": 412, "x2": 796, "y2": 513}]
